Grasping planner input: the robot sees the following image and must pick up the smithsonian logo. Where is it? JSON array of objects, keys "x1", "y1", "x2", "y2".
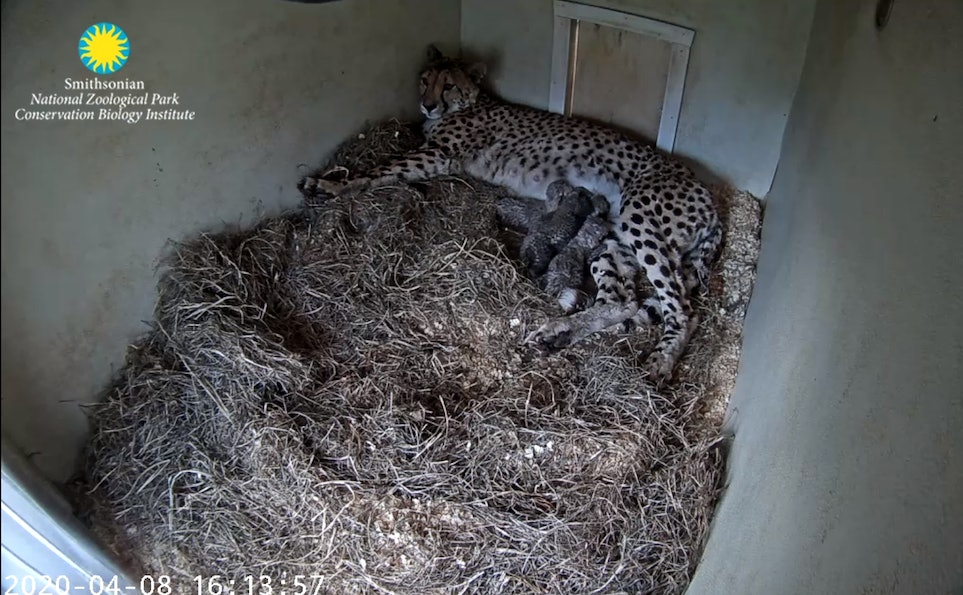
[
  {"x1": 78, "y1": 23, "x2": 130, "y2": 74},
  {"x1": 11, "y1": 22, "x2": 195, "y2": 124}
]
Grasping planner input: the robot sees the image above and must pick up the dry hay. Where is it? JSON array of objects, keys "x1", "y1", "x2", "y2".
[{"x1": 73, "y1": 120, "x2": 762, "y2": 594}]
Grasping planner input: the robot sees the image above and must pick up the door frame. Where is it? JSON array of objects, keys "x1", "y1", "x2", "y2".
[
  {"x1": 549, "y1": 0, "x2": 695, "y2": 153},
  {"x1": 1, "y1": 437, "x2": 134, "y2": 593}
]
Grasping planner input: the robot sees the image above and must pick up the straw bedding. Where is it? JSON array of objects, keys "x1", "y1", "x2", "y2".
[{"x1": 73, "y1": 120, "x2": 762, "y2": 594}]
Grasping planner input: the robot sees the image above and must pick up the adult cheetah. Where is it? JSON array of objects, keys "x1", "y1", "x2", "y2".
[{"x1": 299, "y1": 46, "x2": 722, "y2": 383}]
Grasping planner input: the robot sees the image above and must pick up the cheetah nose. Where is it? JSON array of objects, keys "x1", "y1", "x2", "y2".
[{"x1": 421, "y1": 102, "x2": 438, "y2": 114}]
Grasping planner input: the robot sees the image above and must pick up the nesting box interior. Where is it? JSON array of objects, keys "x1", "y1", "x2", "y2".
[{"x1": 1, "y1": 1, "x2": 960, "y2": 594}]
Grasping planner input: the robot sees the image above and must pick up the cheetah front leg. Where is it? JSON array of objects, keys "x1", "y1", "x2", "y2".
[{"x1": 298, "y1": 145, "x2": 453, "y2": 198}]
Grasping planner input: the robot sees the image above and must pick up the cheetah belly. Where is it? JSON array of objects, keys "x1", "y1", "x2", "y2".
[
  {"x1": 461, "y1": 146, "x2": 622, "y2": 219},
  {"x1": 566, "y1": 171, "x2": 622, "y2": 221},
  {"x1": 461, "y1": 147, "x2": 558, "y2": 198}
]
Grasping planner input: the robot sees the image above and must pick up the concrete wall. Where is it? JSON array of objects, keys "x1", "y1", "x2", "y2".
[
  {"x1": 460, "y1": 0, "x2": 815, "y2": 196},
  {"x1": 688, "y1": 0, "x2": 963, "y2": 592},
  {"x1": 0, "y1": 0, "x2": 460, "y2": 482}
]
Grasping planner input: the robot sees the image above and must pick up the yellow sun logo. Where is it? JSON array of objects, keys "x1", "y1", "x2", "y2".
[{"x1": 78, "y1": 23, "x2": 129, "y2": 75}]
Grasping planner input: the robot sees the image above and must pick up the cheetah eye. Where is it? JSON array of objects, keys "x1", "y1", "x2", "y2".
[{"x1": 443, "y1": 83, "x2": 454, "y2": 92}]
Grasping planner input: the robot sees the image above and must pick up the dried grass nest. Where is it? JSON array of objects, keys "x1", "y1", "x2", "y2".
[{"x1": 73, "y1": 120, "x2": 762, "y2": 594}]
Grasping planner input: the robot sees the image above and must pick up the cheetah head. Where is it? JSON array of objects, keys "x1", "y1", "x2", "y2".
[{"x1": 418, "y1": 45, "x2": 487, "y2": 120}]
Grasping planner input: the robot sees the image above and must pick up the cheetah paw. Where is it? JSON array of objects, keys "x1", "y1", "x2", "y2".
[
  {"x1": 642, "y1": 351, "x2": 675, "y2": 385},
  {"x1": 525, "y1": 319, "x2": 574, "y2": 351},
  {"x1": 298, "y1": 175, "x2": 346, "y2": 198},
  {"x1": 557, "y1": 288, "x2": 586, "y2": 314}
]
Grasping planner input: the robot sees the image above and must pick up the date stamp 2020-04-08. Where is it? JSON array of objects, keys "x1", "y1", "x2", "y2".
[{"x1": 4, "y1": 574, "x2": 327, "y2": 595}]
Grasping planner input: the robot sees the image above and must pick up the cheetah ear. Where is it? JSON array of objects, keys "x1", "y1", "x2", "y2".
[
  {"x1": 466, "y1": 62, "x2": 487, "y2": 83},
  {"x1": 426, "y1": 44, "x2": 443, "y2": 63},
  {"x1": 591, "y1": 194, "x2": 610, "y2": 217},
  {"x1": 546, "y1": 180, "x2": 570, "y2": 210}
]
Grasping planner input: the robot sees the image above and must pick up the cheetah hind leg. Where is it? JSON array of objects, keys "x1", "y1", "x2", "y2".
[
  {"x1": 631, "y1": 240, "x2": 698, "y2": 383},
  {"x1": 621, "y1": 295, "x2": 664, "y2": 331},
  {"x1": 525, "y1": 301, "x2": 640, "y2": 351},
  {"x1": 599, "y1": 241, "x2": 664, "y2": 332},
  {"x1": 526, "y1": 239, "x2": 638, "y2": 347}
]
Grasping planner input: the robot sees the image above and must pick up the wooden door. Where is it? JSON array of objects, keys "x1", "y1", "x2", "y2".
[{"x1": 568, "y1": 22, "x2": 672, "y2": 144}]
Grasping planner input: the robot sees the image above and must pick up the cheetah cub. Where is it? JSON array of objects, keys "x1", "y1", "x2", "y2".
[
  {"x1": 497, "y1": 181, "x2": 609, "y2": 313},
  {"x1": 299, "y1": 46, "x2": 722, "y2": 383}
]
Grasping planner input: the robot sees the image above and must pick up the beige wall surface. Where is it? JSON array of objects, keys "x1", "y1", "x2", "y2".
[{"x1": 688, "y1": 0, "x2": 963, "y2": 592}]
